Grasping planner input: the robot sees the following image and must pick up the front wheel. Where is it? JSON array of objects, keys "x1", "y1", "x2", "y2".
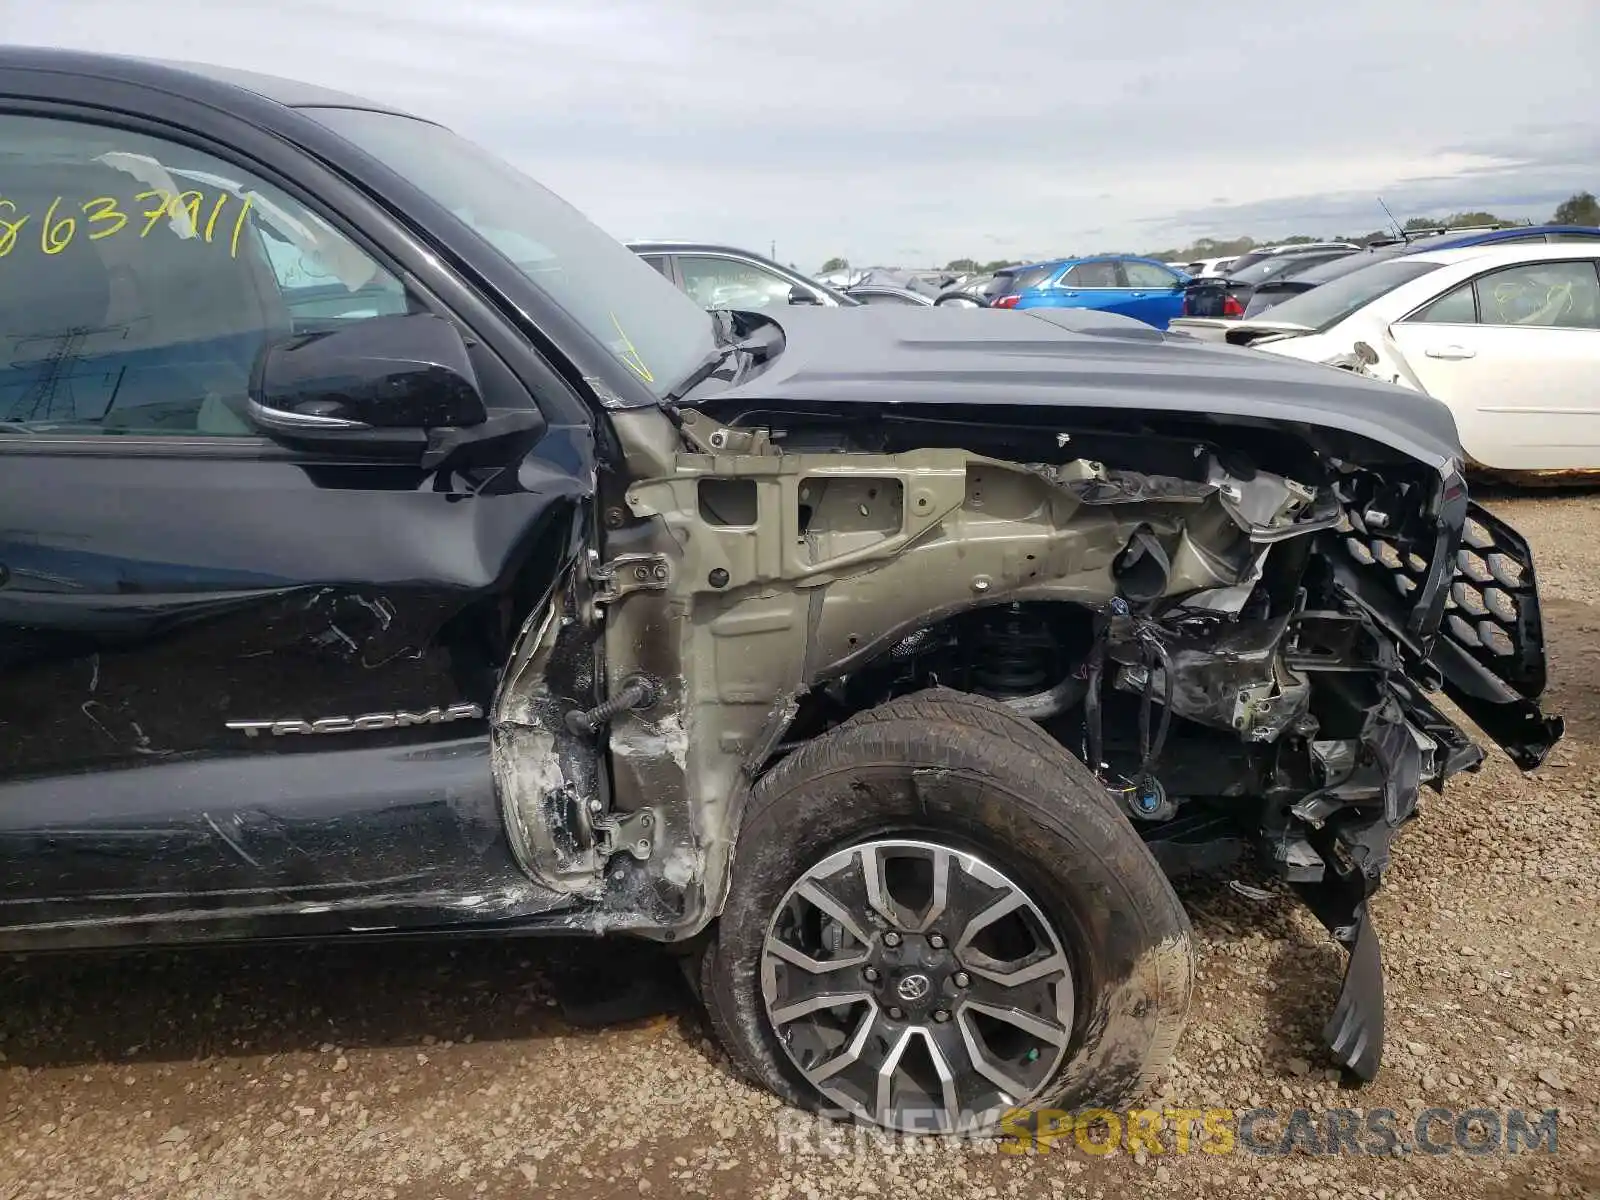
[{"x1": 701, "y1": 692, "x2": 1194, "y2": 1135}]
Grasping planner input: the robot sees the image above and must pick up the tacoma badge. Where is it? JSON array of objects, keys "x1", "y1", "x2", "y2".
[{"x1": 225, "y1": 703, "x2": 484, "y2": 737}]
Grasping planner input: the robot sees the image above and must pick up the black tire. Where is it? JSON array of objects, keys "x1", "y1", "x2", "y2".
[
  {"x1": 702, "y1": 695, "x2": 1193, "y2": 1132},
  {"x1": 838, "y1": 686, "x2": 1078, "y2": 769}
]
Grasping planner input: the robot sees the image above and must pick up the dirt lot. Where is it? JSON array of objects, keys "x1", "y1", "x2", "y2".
[{"x1": 3, "y1": 492, "x2": 1599, "y2": 1200}]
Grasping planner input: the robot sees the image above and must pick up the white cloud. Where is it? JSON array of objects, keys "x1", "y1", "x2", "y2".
[{"x1": 11, "y1": 0, "x2": 1598, "y2": 267}]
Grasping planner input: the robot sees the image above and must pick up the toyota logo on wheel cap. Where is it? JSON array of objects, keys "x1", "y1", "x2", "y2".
[{"x1": 895, "y1": 973, "x2": 932, "y2": 1002}]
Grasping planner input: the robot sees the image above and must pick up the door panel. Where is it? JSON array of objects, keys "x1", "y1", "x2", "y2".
[
  {"x1": 1391, "y1": 258, "x2": 1600, "y2": 470},
  {"x1": 1112, "y1": 261, "x2": 1186, "y2": 328},
  {"x1": 0, "y1": 447, "x2": 579, "y2": 776},
  {"x1": 0, "y1": 433, "x2": 591, "y2": 936},
  {"x1": 1021, "y1": 261, "x2": 1119, "y2": 313},
  {"x1": 1390, "y1": 324, "x2": 1600, "y2": 469},
  {"x1": 0, "y1": 107, "x2": 594, "y2": 936}
]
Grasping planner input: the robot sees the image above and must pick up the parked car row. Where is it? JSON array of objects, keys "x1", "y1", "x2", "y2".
[
  {"x1": 635, "y1": 228, "x2": 1600, "y2": 341},
  {"x1": 632, "y1": 229, "x2": 1600, "y2": 474},
  {"x1": 630, "y1": 233, "x2": 1600, "y2": 473},
  {"x1": 638, "y1": 246, "x2": 1197, "y2": 329}
]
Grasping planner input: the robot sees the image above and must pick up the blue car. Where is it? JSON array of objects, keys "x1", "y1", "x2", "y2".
[{"x1": 989, "y1": 256, "x2": 1190, "y2": 329}]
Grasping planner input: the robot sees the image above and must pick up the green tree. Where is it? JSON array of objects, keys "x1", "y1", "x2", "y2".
[
  {"x1": 945, "y1": 257, "x2": 980, "y2": 273},
  {"x1": 820, "y1": 256, "x2": 849, "y2": 273},
  {"x1": 1553, "y1": 191, "x2": 1600, "y2": 226},
  {"x1": 1443, "y1": 210, "x2": 1504, "y2": 227},
  {"x1": 1403, "y1": 216, "x2": 1438, "y2": 231}
]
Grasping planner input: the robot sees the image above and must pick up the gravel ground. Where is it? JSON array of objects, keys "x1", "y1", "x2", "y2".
[{"x1": 4, "y1": 491, "x2": 1600, "y2": 1200}]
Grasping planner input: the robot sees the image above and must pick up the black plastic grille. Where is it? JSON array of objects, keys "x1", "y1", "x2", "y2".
[{"x1": 1334, "y1": 499, "x2": 1546, "y2": 699}]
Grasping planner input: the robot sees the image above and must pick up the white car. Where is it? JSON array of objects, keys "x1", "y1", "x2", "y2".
[{"x1": 1223, "y1": 244, "x2": 1600, "y2": 472}]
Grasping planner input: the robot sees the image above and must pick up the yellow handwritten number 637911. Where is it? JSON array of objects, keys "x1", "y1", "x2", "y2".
[{"x1": 0, "y1": 190, "x2": 254, "y2": 259}]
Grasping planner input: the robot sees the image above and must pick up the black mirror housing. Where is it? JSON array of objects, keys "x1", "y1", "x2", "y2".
[
  {"x1": 787, "y1": 284, "x2": 821, "y2": 306},
  {"x1": 248, "y1": 313, "x2": 487, "y2": 440}
]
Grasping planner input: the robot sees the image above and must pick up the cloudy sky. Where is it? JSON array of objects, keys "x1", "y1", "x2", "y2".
[{"x1": 12, "y1": 0, "x2": 1598, "y2": 268}]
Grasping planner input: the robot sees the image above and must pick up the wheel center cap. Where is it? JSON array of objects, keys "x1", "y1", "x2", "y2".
[{"x1": 895, "y1": 972, "x2": 933, "y2": 1002}]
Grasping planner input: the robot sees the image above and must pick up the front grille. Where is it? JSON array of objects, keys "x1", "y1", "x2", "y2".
[
  {"x1": 1334, "y1": 498, "x2": 1546, "y2": 699},
  {"x1": 1443, "y1": 505, "x2": 1546, "y2": 698}
]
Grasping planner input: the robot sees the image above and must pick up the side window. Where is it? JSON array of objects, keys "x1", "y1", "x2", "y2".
[
  {"x1": 677, "y1": 256, "x2": 793, "y2": 310},
  {"x1": 1122, "y1": 260, "x2": 1179, "y2": 288},
  {"x1": 259, "y1": 234, "x2": 408, "y2": 323},
  {"x1": 1473, "y1": 261, "x2": 1600, "y2": 329},
  {"x1": 639, "y1": 254, "x2": 670, "y2": 277},
  {"x1": 1411, "y1": 283, "x2": 1478, "y2": 324},
  {"x1": 0, "y1": 114, "x2": 415, "y2": 436},
  {"x1": 1063, "y1": 261, "x2": 1119, "y2": 288}
]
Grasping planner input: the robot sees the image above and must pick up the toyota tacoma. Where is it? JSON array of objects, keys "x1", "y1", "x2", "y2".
[{"x1": 0, "y1": 50, "x2": 1562, "y2": 1135}]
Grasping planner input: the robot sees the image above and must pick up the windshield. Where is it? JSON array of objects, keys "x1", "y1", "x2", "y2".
[
  {"x1": 1225, "y1": 252, "x2": 1350, "y2": 285},
  {"x1": 1276, "y1": 246, "x2": 1404, "y2": 288},
  {"x1": 1227, "y1": 256, "x2": 1303, "y2": 284},
  {"x1": 989, "y1": 264, "x2": 1055, "y2": 295},
  {"x1": 307, "y1": 108, "x2": 716, "y2": 398},
  {"x1": 1222, "y1": 251, "x2": 1272, "y2": 273},
  {"x1": 1258, "y1": 258, "x2": 1444, "y2": 332}
]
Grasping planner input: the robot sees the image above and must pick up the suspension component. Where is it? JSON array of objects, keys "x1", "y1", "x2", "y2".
[{"x1": 971, "y1": 604, "x2": 1055, "y2": 696}]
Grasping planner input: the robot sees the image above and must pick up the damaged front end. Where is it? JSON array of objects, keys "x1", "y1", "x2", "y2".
[{"x1": 491, "y1": 399, "x2": 1560, "y2": 1082}]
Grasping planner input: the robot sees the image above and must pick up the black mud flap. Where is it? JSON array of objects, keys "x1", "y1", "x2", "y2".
[
  {"x1": 1323, "y1": 902, "x2": 1384, "y2": 1080},
  {"x1": 1295, "y1": 875, "x2": 1388, "y2": 1081},
  {"x1": 1287, "y1": 689, "x2": 1427, "y2": 1082}
]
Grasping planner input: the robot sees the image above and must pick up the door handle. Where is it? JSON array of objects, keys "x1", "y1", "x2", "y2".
[
  {"x1": 1062, "y1": 291, "x2": 1078, "y2": 297},
  {"x1": 1128, "y1": 292, "x2": 1146, "y2": 298},
  {"x1": 1424, "y1": 345, "x2": 1476, "y2": 360}
]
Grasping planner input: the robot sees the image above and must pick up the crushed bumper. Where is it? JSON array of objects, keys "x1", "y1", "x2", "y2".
[{"x1": 1291, "y1": 489, "x2": 1561, "y2": 1079}]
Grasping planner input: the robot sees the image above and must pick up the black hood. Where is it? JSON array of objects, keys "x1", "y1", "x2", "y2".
[{"x1": 703, "y1": 305, "x2": 1464, "y2": 468}]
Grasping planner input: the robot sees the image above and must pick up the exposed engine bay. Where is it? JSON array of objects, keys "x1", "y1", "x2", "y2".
[{"x1": 492, "y1": 399, "x2": 1561, "y2": 1082}]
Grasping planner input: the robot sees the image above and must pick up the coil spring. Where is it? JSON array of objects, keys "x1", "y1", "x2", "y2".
[{"x1": 971, "y1": 604, "x2": 1055, "y2": 696}]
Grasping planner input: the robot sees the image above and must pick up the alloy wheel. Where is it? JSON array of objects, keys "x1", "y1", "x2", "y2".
[{"x1": 760, "y1": 838, "x2": 1074, "y2": 1133}]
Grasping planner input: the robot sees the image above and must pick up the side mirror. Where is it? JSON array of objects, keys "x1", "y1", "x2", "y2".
[
  {"x1": 788, "y1": 284, "x2": 821, "y2": 306},
  {"x1": 247, "y1": 313, "x2": 487, "y2": 451}
]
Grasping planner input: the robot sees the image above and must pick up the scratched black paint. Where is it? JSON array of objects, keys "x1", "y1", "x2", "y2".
[
  {"x1": 0, "y1": 439, "x2": 589, "y2": 778},
  {"x1": 0, "y1": 421, "x2": 592, "y2": 943},
  {"x1": 0, "y1": 737, "x2": 573, "y2": 948}
]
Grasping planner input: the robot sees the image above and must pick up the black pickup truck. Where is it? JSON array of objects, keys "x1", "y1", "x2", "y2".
[{"x1": 0, "y1": 49, "x2": 1561, "y2": 1135}]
